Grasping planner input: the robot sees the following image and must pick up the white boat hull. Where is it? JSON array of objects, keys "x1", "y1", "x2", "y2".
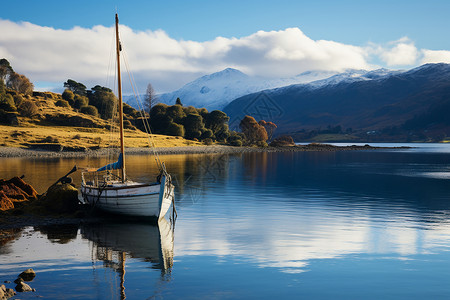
[{"x1": 81, "y1": 175, "x2": 174, "y2": 219}]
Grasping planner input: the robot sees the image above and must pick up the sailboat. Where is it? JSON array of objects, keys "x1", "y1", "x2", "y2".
[{"x1": 81, "y1": 14, "x2": 175, "y2": 219}]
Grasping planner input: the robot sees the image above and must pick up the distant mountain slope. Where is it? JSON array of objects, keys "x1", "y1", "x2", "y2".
[
  {"x1": 154, "y1": 68, "x2": 341, "y2": 111},
  {"x1": 125, "y1": 67, "x2": 401, "y2": 112},
  {"x1": 223, "y1": 63, "x2": 450, "y2": 137}
]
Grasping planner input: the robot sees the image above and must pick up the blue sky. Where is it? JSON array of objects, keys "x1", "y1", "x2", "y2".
[
  {"x1": 4, "y1": 0, "x2": 450, "y2": 48},
  {"x1": 1, "y1": 0, "x2": 450, "y2": 93}
]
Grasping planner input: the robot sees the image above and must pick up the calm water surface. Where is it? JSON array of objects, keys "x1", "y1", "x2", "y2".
[{"x1": 1, "y1": 144, "x2": 450, "y2": 299}]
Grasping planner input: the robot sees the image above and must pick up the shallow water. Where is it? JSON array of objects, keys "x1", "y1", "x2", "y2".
[{"x1": 1, "y1": 144, "x2": 450, "y2": 299}]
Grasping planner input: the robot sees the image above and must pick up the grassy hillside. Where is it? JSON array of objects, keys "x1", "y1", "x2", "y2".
[{"x1": 0, "y1": 91, "x2": 202, "y2": 149}]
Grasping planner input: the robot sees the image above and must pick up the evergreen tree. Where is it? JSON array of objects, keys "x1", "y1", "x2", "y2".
[
  {"x1": 205, "y1": 110, "x2": 230, "y2": 136},
  {"x1": 87, "y1": 85, "x2": 116, "y2": 119},
  {"x1": 64, "y1": 79, "x2": 87, "y2": 96},
  {"x1": 183, "y1": 113, "x2": 204, "y2": 140}
]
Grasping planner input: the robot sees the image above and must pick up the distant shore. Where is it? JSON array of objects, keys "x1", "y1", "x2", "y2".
[{"x1": 0, "y1": 144, "x2": 411, "y2": 158}]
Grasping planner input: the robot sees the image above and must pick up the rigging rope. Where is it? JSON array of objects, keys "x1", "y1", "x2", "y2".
[
  {"x1": 105, "y1": 29, "x2": 120, "y2": 164},
  {"x1": 121, "y1": 48, "x2": 165, "y2": 173}
]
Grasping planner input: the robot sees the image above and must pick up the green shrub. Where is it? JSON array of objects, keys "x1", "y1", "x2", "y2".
[
  {"x1": 123, "y1": 119, "x2": 136, "y2": 130},
  {"x1": 229, "y1": 139, "x2": 242, "y2": 147},
  {"x1": 0, "y1": 94, "x2": 17, "y2": 112},
  {"x1": 255, "y1": 141, "x2": 268, "y2": 147},
  {"x1": 80, "y1": 105, "x2": 99, "y2": 117},
  {"x1": 227, "y1": 132, "x2": 243, "y2": 146},
  {"x1": 13, "y1": 94, "x2": 24, "y2": 107},
  {"x1": 73, "y1": 95, "x2": 89, "y2": 109},
  {"x1": 55, "y1": 99, "x2": 70, "y2": 108},
  {"x1": 269, "y1": 135, "x2": 295, "y2": 147},
  {"x1": 203, "y1": 138, "x2": 213, "y2": 145},
  {"x1": 166, "y1": 122, "x2": 185, "y2": 137},
  {"x1": 200, "y1": 128, "x2": 214, "y2": 140},
  {"x1": 166, "y1": 105, "x2": 186, "y2": 123},
  {"x1": 123, "y1": 103, "x2": 137, "y2": 116},
  {"x1": 18, "y1": 100, "x2": 38, "y2": 117},
  {"x1": 62, "y1": 89, "x2": 75, "y2": 105},
  {"x1": 41, "y1": 136, "x2": 59, "y2": 143}
]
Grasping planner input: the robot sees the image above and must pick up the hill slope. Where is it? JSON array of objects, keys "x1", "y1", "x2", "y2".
[{"x1": 0, "y1": 91, "x2": 201, "y2": 149}]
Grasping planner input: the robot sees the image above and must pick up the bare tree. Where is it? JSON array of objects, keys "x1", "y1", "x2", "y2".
[
  {"x1": 144, "y1": 83, "x2": 157, "y2": 114},
  {"x1": 7, "y1": 73, "x2": 34, "y2": 95}
]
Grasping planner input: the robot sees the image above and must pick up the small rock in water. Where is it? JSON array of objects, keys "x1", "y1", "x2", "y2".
[
  {"x1": 40, "y1": 184, "x2": 79, "y2": 213},
  {"x1": 1, "y1": 284, "x2": 16, "y2": 299},
  {"x1": 15, "y1": 281, "x2": 33, "y2": 292},
  {"x1": 3, "y1": 281, "x2": 10, "y2": 284},
  {"x1": 13, "y1": 277, "x2": 23, "y2": 284},
  {"x1": 19, "y1": 268, "x2": 36, "y2": 281}
]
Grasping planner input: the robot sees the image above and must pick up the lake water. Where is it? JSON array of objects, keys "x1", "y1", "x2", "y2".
[{"x1": 1, "y1": 143, "x2": 450, "y2": 299}]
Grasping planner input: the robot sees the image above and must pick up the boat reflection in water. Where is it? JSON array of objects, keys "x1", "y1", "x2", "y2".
[{"x1": 81, "y1": 218, "x2": 174, "y2": 299}]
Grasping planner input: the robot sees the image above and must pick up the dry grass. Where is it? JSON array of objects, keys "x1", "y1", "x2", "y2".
[
  {"x1": 1, "y1": 92, "x2": 205, "y2": 149},
  {"x1": 0, "y1": 124, "x2": 203, "y2": 148}
]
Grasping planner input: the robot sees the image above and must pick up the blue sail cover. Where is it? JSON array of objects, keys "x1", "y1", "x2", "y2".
[{"x1": 97, "y1": 153, "x2": 123, "y2": 171}]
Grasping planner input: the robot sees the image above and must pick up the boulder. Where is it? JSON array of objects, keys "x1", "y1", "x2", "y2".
[
  {"x1": 18, "y1": 268, "x2": 36, "y2": 281},
  {"x1": 0, "y1": 180, "x2": 29, "y2": 201},
  {"x1": 0, "y1": 191, "x2": 14, "y2": 211},
  {"x1": 15, "y1": 281, "x2": 33, "y2": 292},
  {"x1": 0, "y1": 284, "x2": 16, "y2": 299},
  {"x1": 7, "y1": 177, "x2": 38, "y2": 200},
  {"x1": 13, "y1": 278, "x2": 23, "y2": 284},
  {"x1": 40, "y1": 184, "x2": 79, "y2": 213}
]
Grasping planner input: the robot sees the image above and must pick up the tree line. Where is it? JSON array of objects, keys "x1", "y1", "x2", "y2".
[{"x1": 63, "y1": 79, "x2": 277, "y2": 146}]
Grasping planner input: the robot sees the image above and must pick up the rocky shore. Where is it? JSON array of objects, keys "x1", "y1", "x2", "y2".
[
  {"x1": 0, "y1": 143, "x2": 410, "y2": 158},
  {"x1": 0, "y1": 175, "x2": 95, "y2": 231}
]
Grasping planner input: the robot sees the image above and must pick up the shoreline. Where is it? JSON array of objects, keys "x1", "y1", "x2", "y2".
[
  {"x1": 0, "y1": 142, "x2": 411, "y2": 231},
  {"x1": 0, "y1": 143, "x2": 411, "y2": 158}
]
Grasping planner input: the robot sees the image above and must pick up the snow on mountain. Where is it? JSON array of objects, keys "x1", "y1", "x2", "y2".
[
  {"x1": 125, "y1": 67, "x2": 400, "y2": 111},
  {"x1": 305, "y1": 68, "x2": 403, "y2": 89},
  {"x1": 154, "y1": 68, "x2": 340, "y2": 111}
]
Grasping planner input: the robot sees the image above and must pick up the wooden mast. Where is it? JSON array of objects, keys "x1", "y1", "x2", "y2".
[{"x1": 115, "y1": 13, "x2": 126, "y2": 182}]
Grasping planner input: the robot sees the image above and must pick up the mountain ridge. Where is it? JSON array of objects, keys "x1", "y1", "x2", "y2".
[
  {"x1": 223, "y1": 63, "x2": 450, "y2": 141},
  {"x1": 127, "y1": 68, "x2": 350, "y2": 110}
]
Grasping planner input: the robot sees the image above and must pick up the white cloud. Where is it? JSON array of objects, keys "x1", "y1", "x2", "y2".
[
  {"x1": 0, "y1": 19, "x2": 374, "y2": 93},
  {"x1": 421, "y1": 49, "x2": 450, "y2": 64},
  {"x1": 378, "y1": 37, "x2": 419, "y2": 66},
  {"x1": 0, "y1": 19, "x2": 447, "y2": 94}
]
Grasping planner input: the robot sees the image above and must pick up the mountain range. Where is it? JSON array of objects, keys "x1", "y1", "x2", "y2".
[
  {"x1": 126, "y1": 67, "x2": 404, "y2": 111},
  {"x1": 154, "y1": 68, "x2": 346, "y2": 111},
  {"x1": 223, "y1": 63, "x2": 450, "y2": 141},
  {"x1": 126, "y1": 63, "x2": 450, "y2": 141}
]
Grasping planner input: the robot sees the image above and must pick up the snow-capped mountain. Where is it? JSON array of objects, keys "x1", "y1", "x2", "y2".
[
  {"x1": 223, "y1": 63, "x2": 450, "y2": 135},
  {"x1": 154, "y1": 68, "x2": 341, "y2": 111},
  {"x1": 125, "y1": 67, "x2": 400, "y2": 111}
]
